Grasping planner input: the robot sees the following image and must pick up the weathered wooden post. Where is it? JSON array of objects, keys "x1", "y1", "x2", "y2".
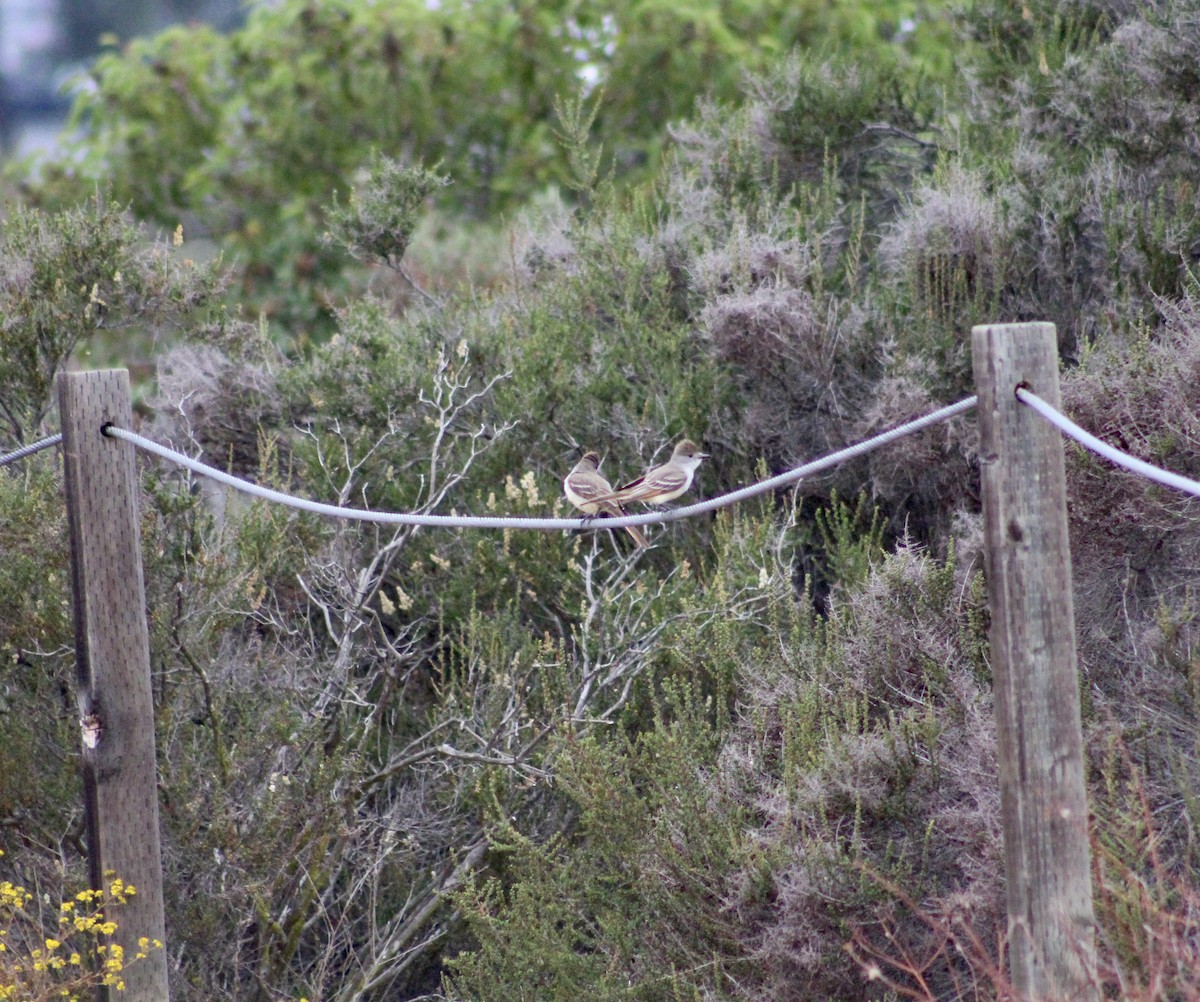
[
  {"x1": 59, "y1": 369, "x2": 169, "y2": 1002},
  {"x1": 971, "y1": 323, "x2": 1097, "y2": 1001}
]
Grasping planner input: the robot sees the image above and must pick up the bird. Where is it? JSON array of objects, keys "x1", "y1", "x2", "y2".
[
  {"x1": 563, "y1": 450, "x2": 649, "y2": 548},
  {"x1": 591, "y1": 439, "x2": 709, "y2": 507}
]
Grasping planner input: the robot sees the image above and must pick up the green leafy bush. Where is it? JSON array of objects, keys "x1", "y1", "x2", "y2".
[
  {"x1": 19, "y1": 0, "x2": 957, "y2": 335},
  {"x1": 0, "y1": 196, "x2": 238, "y2": 442}
]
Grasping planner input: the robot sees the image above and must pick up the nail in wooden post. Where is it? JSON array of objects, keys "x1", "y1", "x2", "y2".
[
  {"x1": 59, "y1": 369, "x2": 169, "y2": 1002},
  {"x1": 971, "y1": 323, "x2": 1096, "y2": 1002}
]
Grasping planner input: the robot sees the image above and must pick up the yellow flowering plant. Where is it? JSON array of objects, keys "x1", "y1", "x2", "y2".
[{"x1": 0, "y1": 853, "x2": 162, "y2": 1001}]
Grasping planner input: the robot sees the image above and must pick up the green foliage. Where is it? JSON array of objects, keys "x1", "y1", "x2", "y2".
[
  {"x1": 448, "y1": 541, "x2": 995, "y2": 1001},
  {"x1": 67, "y1": 25, "x2": 227, "y2": 216},
  {"x1": 487, "y1": 214, "x2": 726, "y2": 475},
  {"x1": 669, "y1": 44, "x2": 939, "y2": 246},
  {"x1": 280, "y1": 297, "x2": 510, "y2": 517},
  {"x1": 51, "y1": 0, "x2": 951, "y2": 220},
  {"x1": 0, "y1": 196, "x2": 236, "y2": 441},
  {"x1": 760, "y1": 47, "x2": 937, "y2": 208},
  {"x1": 0, "y1": 463, "x2": 75, "y2": 839},
  {"x1": 19, "y1": 0, "x2": 960, "y2": 337},
  {"x1": 960, "y1": 0, "x2": 1113, "y2": 115},
  {"x1": 812, "y1": 490, "x2": 886, "y2": 593},
  {"x1": 447, "y1": 639, "x2": 761, "y2": 999},
  {"x1": 952, "y1": 0, "x2": 1200, "y2": 340},
  {"x1": 324, "y1": 156, "x2": 452, "y2": 269},
  {"x1": 879, "y1": 160, "x2": 1016, "y2": 395}
]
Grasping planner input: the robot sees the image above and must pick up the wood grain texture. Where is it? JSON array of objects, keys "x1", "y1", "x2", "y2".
[
  {"x1": 971, "y1": 324, "x2": 1097, "y2": 1002},
  {"x1": 60, "y1": 370, "x2": 169, "y2": 1002}
]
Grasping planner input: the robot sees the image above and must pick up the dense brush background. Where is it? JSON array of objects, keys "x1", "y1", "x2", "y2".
[{"x1": 4, "y1": 0, "x2": 1200, "y2": 998}]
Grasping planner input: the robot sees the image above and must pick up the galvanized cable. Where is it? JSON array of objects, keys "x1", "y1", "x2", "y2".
[
  {"x1": 0, "y1": 433, "x2": 64, "y2": 468},
  {"x1": 103, "y1": 396, "x2": 978, "y2": 530},
  {"x1": 1017, "y1": 387, "x2": 1200, "y2": 498}
]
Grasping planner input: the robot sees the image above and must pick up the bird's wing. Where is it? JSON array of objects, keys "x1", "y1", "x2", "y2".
[
  {"x1": 616, "y1": 473, "x2": 648, "y2": 492},
  {"x1": 586, "y1": 473, "x2": 643, "y2": 507},
  {"x1": 595, "y1": 465, "x2": 685, "y2": 504},
  {"x1": 566, "y1": 472, "x2": 614, "y2": 502},
  {"x1": 633, "y1": 468, "x2": 686, "y2": 497}
]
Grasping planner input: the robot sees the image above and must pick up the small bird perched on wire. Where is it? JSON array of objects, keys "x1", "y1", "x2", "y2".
[
  {"x1": 563, "y1": 450, "x2": 649, "y2": 548},
  {"x1": 591, "y1": 439, "x2": 709, "y2": 508}
]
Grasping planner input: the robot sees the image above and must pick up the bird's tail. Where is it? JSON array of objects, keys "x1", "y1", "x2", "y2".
[{"x1": 624, "y1": 524, "x2": 650, "y2": 549}]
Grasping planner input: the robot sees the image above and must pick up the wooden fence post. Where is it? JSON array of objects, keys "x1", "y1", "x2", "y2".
[
  {"x1": 971, "y1": 323, "x2": 1097, "y2": 1002},
  {"x1": 59, "y1": 369, "x2": 169, "y2": 1002}
]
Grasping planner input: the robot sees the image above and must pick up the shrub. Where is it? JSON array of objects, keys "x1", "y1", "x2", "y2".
[
  {"x1": 0, "y1": 856, "x2": 162, "y2": 1002},
  {"x1": 447, "y1": 531, "x2": 1000, "y2": 1002},
  {"x1": 0, "y1": 196, "x2": 238, "y2": 443}
]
